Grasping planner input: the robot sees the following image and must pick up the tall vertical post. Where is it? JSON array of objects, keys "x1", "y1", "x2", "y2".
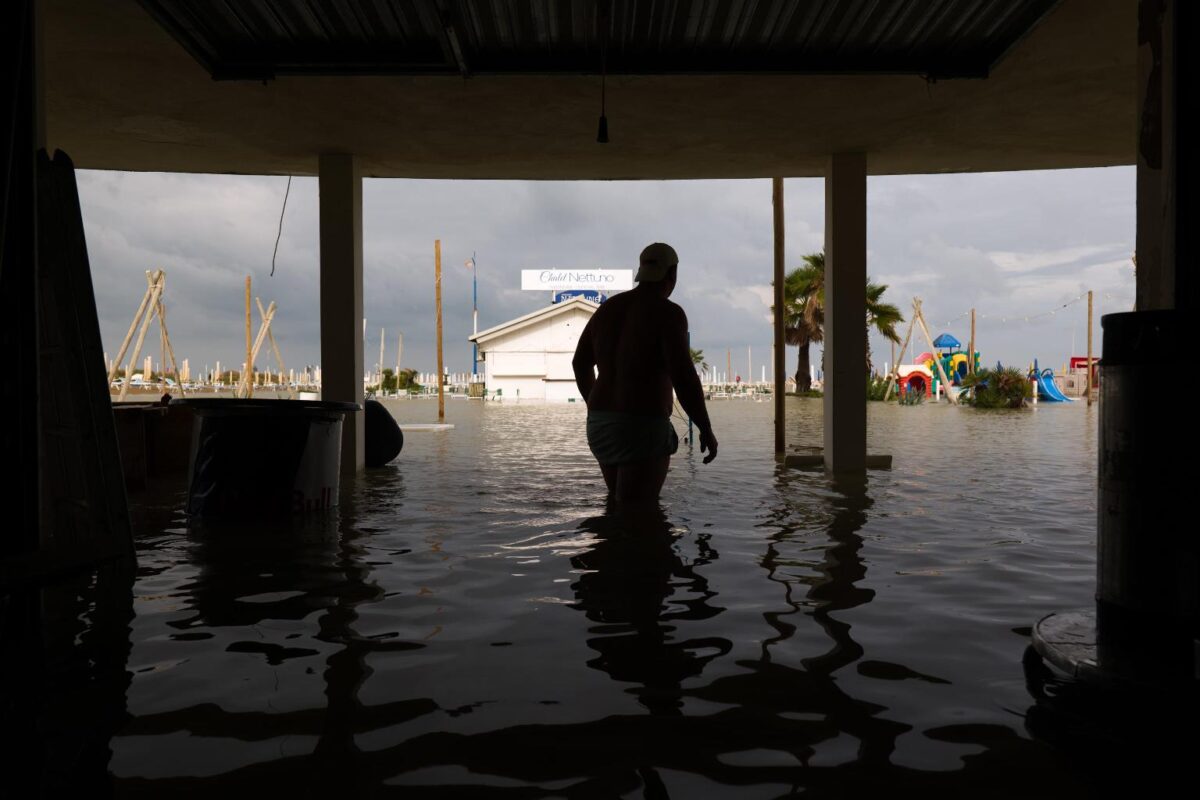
[
  {"x1": 969, "y1": 308, "x2": 976, "y2": 374},
  {"x1": 687, "y1": 331, "x2": 694, "y2": 444},
  {"x1": 244, "y1": 275, "x2": 252, "y2": 398},
  {"x1": 435, "y1": 239, "x2": 445, "y2": 422},
  {"x1": 319, "y1": 153, "x2": 364, "y2": 474},
  {"x1": 379, "y1": 327, "x2": 385, "y2": 388},
  {"x1": 1086, "y1": 291, "x2": 1094, "y2": 405},
  {"x1": 823, "y1": 153, "x2": 868, "y2": 474},
  {"x1": 773, "y1": 176, "x2": 786, "y2": 458},
  {"x1": 472, "y1": 252, "x2": 479, "y2": 375}
]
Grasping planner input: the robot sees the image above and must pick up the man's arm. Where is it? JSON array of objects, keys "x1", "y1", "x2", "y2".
[
  {"x1": 664, "y1": 305, "x2": 718, "y2": 463},
  {"x1": 572, "y1": 318, "x2": 597, "y2": 403}
]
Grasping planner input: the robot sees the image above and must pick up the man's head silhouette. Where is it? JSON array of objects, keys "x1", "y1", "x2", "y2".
[{"x1": 635, "y1": 243, "x2": 678, "y2": 295}]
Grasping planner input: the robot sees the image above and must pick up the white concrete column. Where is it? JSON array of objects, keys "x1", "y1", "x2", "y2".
[
  {"x1": 823, "y1": 153, "x2": 867, "y2": 474},
  {"x1": 319, "y1": 153, "x2": 365, "y2": 474}
]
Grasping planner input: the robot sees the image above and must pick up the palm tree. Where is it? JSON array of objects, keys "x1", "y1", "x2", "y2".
[
  {"x1": 864, "y1": 282, "x2": 904, "y2": 373},
  {"x1": 689, "y1": 347, "x2": 709, "y2": 376},
  {"x1": 779, "y1": 251, "x2": 904, "y2": 390},
  {"x1": 780, "y1": 254, "x2": 824, "y2": 391}
]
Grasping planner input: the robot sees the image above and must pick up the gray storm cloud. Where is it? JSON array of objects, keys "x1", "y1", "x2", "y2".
[{"x1": 78, "y1": 168, "x2": 1134, "y2": 380}]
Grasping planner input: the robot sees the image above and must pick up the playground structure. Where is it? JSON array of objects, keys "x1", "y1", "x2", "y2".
[
  {"x1": 886, "y1": 298, "x2": 979, "y2": 403},
  {"x1": 1029, "y1": 359, "x2": 1072, "y2": 403},
  {"x1": 885, "y1": 295, "x2": 1104, "y2": 406},
  {"x1": 896, "y1": 363, "x2": 934, "y2": 398}
]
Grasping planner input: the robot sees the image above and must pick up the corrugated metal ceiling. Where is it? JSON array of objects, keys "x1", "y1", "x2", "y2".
[{"x1": 138, "y1": 0, "x2": 1060, "y2": 81}]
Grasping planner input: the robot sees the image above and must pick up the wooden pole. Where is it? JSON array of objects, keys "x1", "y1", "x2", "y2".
[
  {"x1": 119, "y1": 274, "x2": 165, "y2": 401},
  {"x1": 154, "y1": 274, "x2": 184, "y2": 396},
  {"x1": 159, "y1": 291, "x2": 167, "y2": 390},
  {"x1": 244, "y1": 276, "x2": 253, "y2": 398},
  {"x1": 379, "y1": 327, "x2": 386, "y2": 390},
  {"x1": 107, "y1": 272, "x2": 156, "y2": 386},
  {"x1": 257, "y1": 297, "x2": 292, "y2": 398},
  {"x1": 1086, "y1": 290, "x2": 1094, "y2": 406},
  {"x1": 969, "y1": 308, "x2": 976, "y2": 375},
  {"x1": 883, "y1": 313, "x2": 916, "y2": 401},
  {"x1": 239, "y1": 302, "x2": 276, "y2": 396},
  {"x1": 913, "y1": 298, "x2": 957, "y2": 404},
  {"x1": 435, "y1": 240, "x2": 445, "y2": 422}
]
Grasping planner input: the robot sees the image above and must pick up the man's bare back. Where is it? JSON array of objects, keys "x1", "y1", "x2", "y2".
[
  {"x1": 572, "y1": 243, "x2": 717, "y2": 505},
  {"x1": 580, "y1": 289, "x2": 678, "y2": 416}
]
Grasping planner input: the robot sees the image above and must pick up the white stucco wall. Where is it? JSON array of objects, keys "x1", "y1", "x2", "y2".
[{"x1": 476, "y1": 303, "x2": 594, "y2": 402}]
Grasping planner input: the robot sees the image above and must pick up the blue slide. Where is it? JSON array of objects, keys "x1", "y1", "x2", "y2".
[{"x1": 1034, "y1": 368, "x2": 1072, "y2": 402}]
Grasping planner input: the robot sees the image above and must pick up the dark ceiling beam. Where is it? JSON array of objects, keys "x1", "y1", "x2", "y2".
[{"x1": 135, "y1": 0, "x2": 1059, "y2": 82}]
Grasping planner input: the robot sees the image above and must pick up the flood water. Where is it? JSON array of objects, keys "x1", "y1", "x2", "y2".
[{"x1": 10, "y1": 397, "x2": 1175, "y2": 796}]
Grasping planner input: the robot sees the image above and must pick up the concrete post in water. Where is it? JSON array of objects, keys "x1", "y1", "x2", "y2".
[
  {"x1": 773, "y1": 177, "x2": 786, "y2": 453},
  {"x1": 823, "y1": 153, "x2": 867, "y2": 474},
  {"x1": 435, "y1": 239, "x2": 445, "y2": 422},
  {"x1": 318, "y1": 153, "x2": 365, "y2": 474}
]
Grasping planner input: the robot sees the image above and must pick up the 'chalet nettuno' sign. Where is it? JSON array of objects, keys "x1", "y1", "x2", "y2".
[{"x1": 521, "y1": 269, "x2": 633, "y2": 292}]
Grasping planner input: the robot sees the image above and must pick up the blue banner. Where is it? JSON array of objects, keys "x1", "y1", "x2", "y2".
[{"x1": 553, "y1": 290, "x2": 606, "y2": 304}]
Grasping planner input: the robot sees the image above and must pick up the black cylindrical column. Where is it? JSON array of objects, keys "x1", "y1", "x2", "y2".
[{"x1": 1097, "y1": 310, "x2": 1197, "y2": 683}]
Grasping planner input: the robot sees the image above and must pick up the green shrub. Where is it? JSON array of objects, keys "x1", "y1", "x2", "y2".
[
  {"x1": 961, "y1": 367, "x2": 1032, "y2": 409},
  {"x1": 867, "y1": 376, "x2": 891, "y2": 401}
]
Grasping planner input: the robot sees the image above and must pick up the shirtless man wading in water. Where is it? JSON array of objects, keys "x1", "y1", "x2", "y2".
[{"x1": 572, "y1": 243, "x2": 718, "y2": 505}]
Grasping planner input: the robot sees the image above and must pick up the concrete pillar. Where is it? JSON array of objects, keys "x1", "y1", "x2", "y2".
[
  {"x1": 319, "y1": 153, "x2": 365, "y2": 475},
  {"x1": 772, "y1": 177, "x2": 786, "y2": 456},
  {"x1": 1137, "y1": 0, "x2": 1195, "y2": 311},
  {"x1": 823, "y1": 153, "x2": 867, "y2": 474}
]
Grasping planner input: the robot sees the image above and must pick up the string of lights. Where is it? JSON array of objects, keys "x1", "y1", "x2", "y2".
[{"x1": 935, "y1": 292, "x2": 1105, "y2": 327}]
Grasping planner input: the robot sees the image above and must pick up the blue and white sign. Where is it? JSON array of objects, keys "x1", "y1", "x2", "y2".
[{"x1": 553, "y1": 290, "x2": 606, "y2": 304}]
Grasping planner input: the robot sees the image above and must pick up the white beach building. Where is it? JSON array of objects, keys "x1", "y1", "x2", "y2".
[{"x1": 468, "y1": 297, "x2": 598, "y2": 402}]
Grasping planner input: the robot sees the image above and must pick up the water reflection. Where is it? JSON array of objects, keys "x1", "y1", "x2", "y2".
[
  {"x1": 569, "y1": 504, "x2": 728, "y2": 715},
  {"x1": 113, "y1": 473, "x2": 440, "y2": 791},
  {"x1": 1, "y1": 560, "x2": 135, "y2": 796},
  {"x1": 678, "y1": 471, "x2": 910, "y2": 774},
  {"x1": 5, "y1": 398, "x2": 1121, "y2": 794}
]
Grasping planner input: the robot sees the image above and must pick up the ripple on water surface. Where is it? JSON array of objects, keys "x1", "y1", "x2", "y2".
[{"x1": 34, "y1": 398, "x2": 1118, "y2": 795}]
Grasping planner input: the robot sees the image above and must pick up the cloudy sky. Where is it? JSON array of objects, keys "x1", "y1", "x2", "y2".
[{"x1": 78, "y1": 167, "x2": 1135, "y2": 381}]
